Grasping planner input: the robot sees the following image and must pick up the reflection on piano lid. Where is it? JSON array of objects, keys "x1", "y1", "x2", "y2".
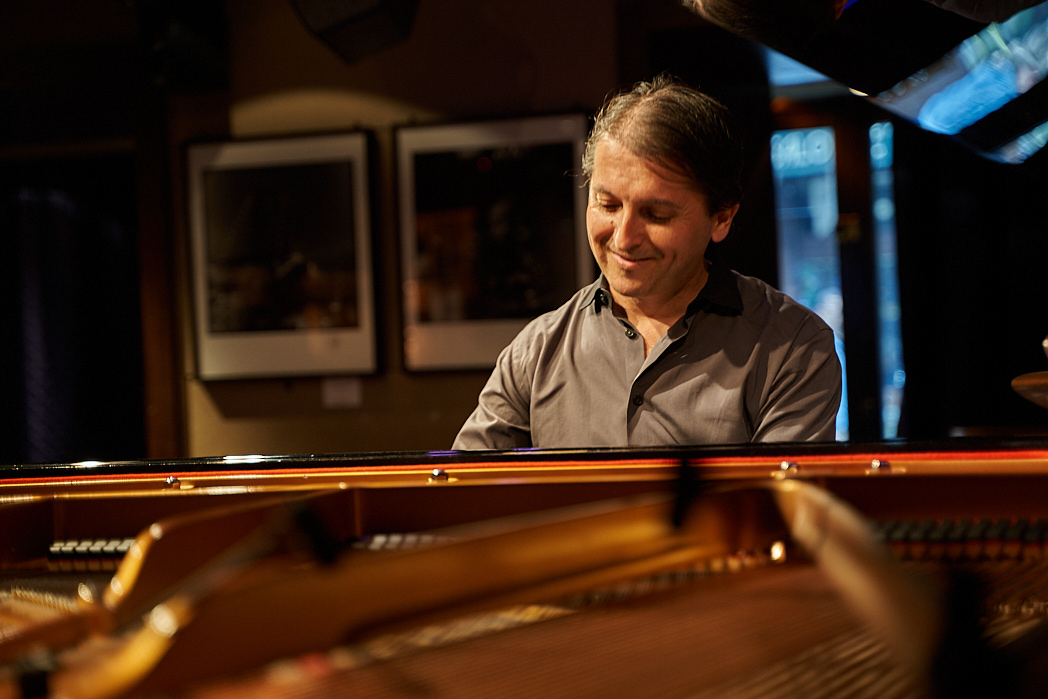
[
  {"x1": 690, "y1": 0, "x2": 1048, "y2": 166},
  {"x1": 1014, "y1": 370, "x2": 1048, "y2": 408},
  {"x1": 871, "y1": 1, "x2": 1048, "y2": 164}
]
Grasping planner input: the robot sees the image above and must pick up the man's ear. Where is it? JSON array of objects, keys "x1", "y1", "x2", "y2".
[{"x1": 711, "y1": 204, "x2": 740, "y2": 243}]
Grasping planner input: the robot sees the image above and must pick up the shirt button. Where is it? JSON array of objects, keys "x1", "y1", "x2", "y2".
[
  {"x1": 632, "y1": 395, "x2": 643, "y2": 406},
  {"x1": 624, "y1": 328, "x2": 637, "y2": 339}
]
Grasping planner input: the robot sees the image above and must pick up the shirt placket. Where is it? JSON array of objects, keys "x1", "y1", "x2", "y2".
[{"x1": 623, "y1": 316, "x2": 692, "y2": 443}]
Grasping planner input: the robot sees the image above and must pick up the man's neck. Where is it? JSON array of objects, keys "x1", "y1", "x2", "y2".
[{"x1": 610, "y1": 263, "x2": 710, "y2": 356}]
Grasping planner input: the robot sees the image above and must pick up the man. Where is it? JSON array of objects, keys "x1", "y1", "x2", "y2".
[{"x1": 453, "y1": 75, "x2": 842, "y2": 450}]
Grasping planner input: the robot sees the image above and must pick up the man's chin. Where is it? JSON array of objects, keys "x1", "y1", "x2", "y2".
[{"x1": 606, "y1": 277, "x2": 650, "y2": 301}]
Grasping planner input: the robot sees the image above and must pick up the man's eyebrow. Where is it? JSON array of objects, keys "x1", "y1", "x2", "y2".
[
  {"x1": 590, "y1": 186, "x2": 681, "y2": 208},
  {"x1": 638, "y1": 198, "x2": 682, "y2": 209}
]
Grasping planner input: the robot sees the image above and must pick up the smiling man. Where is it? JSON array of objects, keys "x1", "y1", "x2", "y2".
[{"x1": 453, "y1": 75, "x2": 842, "y2": 450}]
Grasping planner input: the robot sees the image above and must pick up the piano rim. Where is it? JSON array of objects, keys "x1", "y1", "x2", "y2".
[{"x1": 0, "y1": 439, "x2": 1045, "y2": 498}]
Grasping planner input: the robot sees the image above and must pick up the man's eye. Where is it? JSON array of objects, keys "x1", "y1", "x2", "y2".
[{"x1": 646, "y1": 211, "x2": 673, "y2": 223}]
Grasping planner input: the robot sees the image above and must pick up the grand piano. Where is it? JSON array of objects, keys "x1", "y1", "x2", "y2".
[
  {"x1": 0, "y1": 441, "x2": 1046, "y2": 697},
  {"x1": 4, "y1": 1, "x2": 1048, "y2": 697}
]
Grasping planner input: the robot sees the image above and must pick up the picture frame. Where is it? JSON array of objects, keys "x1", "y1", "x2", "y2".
[
  {"x1": 396, "y1": 114, "x2": 592, "y2": 371},
  {"x1": 187, "y1": 132, "x2": 377, "y2": 380}
]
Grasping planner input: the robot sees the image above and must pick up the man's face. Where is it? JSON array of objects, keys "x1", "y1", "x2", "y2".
[{"x1": 586, "y1": 137, "x2": 737, "y2": 314}]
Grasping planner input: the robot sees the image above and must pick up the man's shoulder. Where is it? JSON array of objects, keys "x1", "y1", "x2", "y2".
[
  {"x1": 517, "y1": 280, "x2": 601, "y2": 336},
  {"x1": 498, "y1": 281, "x2": 601, "y2": 365},
  {"x1": 732, "y1": 271, "x2": 835, "y2": 338}
]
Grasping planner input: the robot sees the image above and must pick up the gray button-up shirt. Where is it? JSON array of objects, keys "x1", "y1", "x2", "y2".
[{"x1": 453, "y1": 263, "x2": 842, "y2": 449}]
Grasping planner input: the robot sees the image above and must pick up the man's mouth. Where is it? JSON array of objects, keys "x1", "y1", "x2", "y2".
[{"x1": 610, "y1": 250, "x2": 653, "y2": 268}]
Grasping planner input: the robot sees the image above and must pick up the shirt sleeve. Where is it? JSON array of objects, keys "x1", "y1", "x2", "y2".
[
  {"x1": 751, "y1": 324, "x2": 843, "y2": 443},
  {"x1": 452, "y1": 340, "x2": 535, "y2": 450}
]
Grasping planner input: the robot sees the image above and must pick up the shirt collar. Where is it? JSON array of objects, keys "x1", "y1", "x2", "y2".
[
  {"x1": 588, "y1": 280, "x2": 612, "y2": 314},
  {"x1": 585, "y1": 263, "x2": 742, "y2": 317},
  {"x1": 686, "y1": 261, "x2": 743, "y2": 318}
]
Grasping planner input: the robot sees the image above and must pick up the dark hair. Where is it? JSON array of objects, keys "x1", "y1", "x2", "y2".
[
  {"x1": 687, "y1": 0, "x2": 838, "y2": 55},
  {"x1": 582, "y1": 73, "x2": 744, "y2": 212}
]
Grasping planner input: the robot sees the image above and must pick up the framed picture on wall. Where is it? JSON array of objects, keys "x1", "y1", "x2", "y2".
[
  {"x1": 187, "y1": 132, "x2": 377, "y2": 380},
  {"x1": 396, "y1": 114, "x2": 592, "y2": 371}
]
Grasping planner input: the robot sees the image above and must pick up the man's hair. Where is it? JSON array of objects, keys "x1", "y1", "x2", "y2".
[
  {"x1": 582, "y1": 73, "x2": 744, "y2": 212},
  {"x1": 687, "y1": 0, "x2": 838, "y2": 55}
]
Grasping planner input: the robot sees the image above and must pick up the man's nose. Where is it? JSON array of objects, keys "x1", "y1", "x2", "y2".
[{"x1": 611, "y1": 207, "x2": 644, "y2": 250}]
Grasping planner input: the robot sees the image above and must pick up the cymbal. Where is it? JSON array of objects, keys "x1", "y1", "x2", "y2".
[{"x1": 1013, "y1": 371, "x2": 1048, "y2": 410}]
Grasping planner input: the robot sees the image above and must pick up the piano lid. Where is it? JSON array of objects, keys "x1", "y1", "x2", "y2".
[{"x1": 689, "y1": 0, "x2": 1048, "y2": 166}]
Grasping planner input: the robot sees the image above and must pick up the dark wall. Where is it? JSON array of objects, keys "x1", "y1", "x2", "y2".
[
  {"x1": 893, "y1": 121, "x2": 1048, "y2": 438},
  {"x1": 0, "y1": 1, "x2": 220, "y2": 463},
  {"x1": 0, "y1": 156, "x2": 145, "y2": 463}
]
